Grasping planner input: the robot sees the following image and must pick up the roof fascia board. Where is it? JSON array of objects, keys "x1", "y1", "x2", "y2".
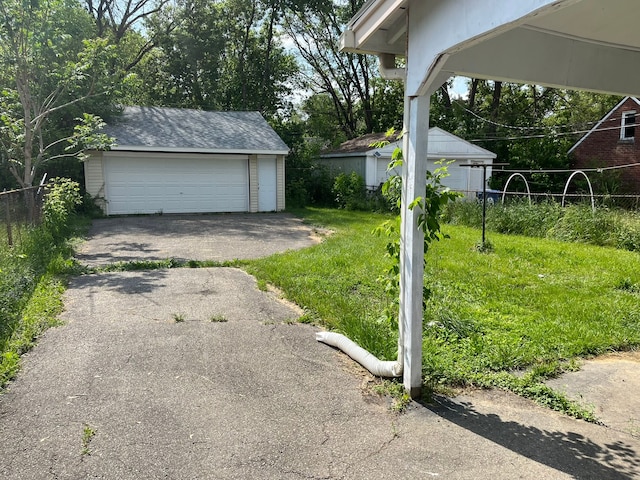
[
  {"x1": 110, "y1": 146, "x2": 289, "y2": 155},
  {"x1": 319, "y1": 152, "x2": 368, "y2": 159},
  {"x1": 342, "y1": 0, "x2": 406, "y2": 52}
]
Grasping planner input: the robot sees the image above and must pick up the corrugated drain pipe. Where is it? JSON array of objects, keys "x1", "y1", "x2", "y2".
[
  {"x1": 316, "y1": 53, "x2": 406, "y2": 378},
  {"x1": 316, "y1": 332, "x2": 402, "y2": 377}
]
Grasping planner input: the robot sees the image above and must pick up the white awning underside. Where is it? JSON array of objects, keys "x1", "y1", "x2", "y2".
[{"x1": 342, "y1": 0, "x2": 640, "y2": 97}]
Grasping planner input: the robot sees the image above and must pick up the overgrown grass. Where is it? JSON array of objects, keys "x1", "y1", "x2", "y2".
[
  {"x1": 421, "y1": 226, "x2": 639, "y2": 416},
  {"x1": 246, "y1": 207, "x2": 640, "y2": 419},
  {"x1": 445, "y1": 199, "x2": 640, "y2": 251},
  {"x1": 0, "y1": 228, "x2": 85, "y2": 388},
  {"x1": 0, "y1": 179, "x2": 87, "y2": 390}
]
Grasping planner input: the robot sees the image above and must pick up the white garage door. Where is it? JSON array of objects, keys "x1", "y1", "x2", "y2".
[{"x1": 104, "y1": 153, "x2": 249, "y2": 215}]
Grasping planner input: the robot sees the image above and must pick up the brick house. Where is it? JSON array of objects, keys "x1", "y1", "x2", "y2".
[{"x1": 569, "y1": 97, "x2": 640, "y2": 193}]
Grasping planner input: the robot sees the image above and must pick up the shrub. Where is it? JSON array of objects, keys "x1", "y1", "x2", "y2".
[
  {"x1": 76, "y1": 193, "x2": 105, "y2": 218},
  {"x1": 42, "y1": 178, "x2": 82, "y2": 240},
  {"x1": 333, "y1": 172, "x2": 368, "y2": 210}
]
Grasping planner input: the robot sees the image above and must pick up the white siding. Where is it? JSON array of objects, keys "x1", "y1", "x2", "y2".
[
  {"x1": 249, "y1": 155, "x2": 258, "y2": 213},
  {"x1": 84, "y1": 153, "x2": 107, "y2": 213}
]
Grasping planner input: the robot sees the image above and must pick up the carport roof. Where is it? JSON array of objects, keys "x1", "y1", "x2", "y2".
[{"x1": 104, "y1": 106, "x2": 289, "y2": 155}]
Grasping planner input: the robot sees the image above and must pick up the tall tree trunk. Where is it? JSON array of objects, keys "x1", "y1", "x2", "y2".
[
  {"x1": 468, "y1": 78, "x2": 480, "y2": 110},
  {"x1": 488, "y1": 80, "x2": 502, "y2": 138},
  {"x1": 259, "y1": 0, "x2": 279, "y2": 113}
]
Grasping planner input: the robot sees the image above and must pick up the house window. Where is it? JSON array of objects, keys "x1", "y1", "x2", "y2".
[{"x1": 621, "y1": 111, "x2": 636, "y2": 140}]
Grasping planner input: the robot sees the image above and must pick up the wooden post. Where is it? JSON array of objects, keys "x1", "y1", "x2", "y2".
[{"x1": 400, "y1": 94, "x2": 430, "y2": 399}]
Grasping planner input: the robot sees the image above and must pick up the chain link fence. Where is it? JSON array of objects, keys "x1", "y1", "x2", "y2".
[{"x1": 0, "y1": 185, "x2": 46, "y2": 248}]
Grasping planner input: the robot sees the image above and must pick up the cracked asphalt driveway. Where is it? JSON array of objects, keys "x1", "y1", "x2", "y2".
[{"x1": 1, "y1": 214, "x2": 640, "y2": 479}]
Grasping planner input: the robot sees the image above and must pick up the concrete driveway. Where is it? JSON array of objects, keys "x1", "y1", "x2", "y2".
[
  {"x1": 75, "y1": 213, "x2": 321, "y2": 266},
  {"x1": 1, "y1": 214, "x2": 640, "y2": 479}
]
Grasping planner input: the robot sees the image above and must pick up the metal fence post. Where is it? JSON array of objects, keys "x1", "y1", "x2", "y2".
[{"x1": 4, "y1": 189, "x2": 13, "y2": 247}]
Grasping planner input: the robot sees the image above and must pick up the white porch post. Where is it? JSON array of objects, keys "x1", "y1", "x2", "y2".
[{"x1": 400, "y1": 93, "x2": 430, "y2": 398}]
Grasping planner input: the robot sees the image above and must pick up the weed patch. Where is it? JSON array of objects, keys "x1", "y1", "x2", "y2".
[
  {"x1": 372, "y1": 379, "x2": 411, "y2": 413},
  {"x1": 81, "y1": 424, "x2": 97, "y2": 456}
]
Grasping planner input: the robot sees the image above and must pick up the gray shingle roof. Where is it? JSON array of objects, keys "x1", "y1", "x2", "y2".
[{"x1": 105, "y1": 106, "x2": 289, "y2": 154}]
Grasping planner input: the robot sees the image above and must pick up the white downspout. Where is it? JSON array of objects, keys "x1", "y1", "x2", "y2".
[{"x1": 316, "y1": 52, "x2": 407, "y2": 379}]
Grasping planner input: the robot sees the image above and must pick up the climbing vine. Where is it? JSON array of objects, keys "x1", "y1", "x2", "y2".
[{"x1": 374, "y1": 137, "x2": 460, "y2": 330}]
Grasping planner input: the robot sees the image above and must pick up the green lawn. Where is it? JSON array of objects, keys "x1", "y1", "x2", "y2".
[{"x1": 244, "y1": 207, "x2": 640, "y2": 417}]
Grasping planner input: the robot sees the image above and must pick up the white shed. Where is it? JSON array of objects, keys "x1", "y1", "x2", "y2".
[{"x1": 319, "y1": 127, "x2": 496, "y2": 196}]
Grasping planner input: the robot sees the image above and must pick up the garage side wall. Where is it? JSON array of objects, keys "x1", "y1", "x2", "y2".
[
  {"x1": 84, "y1": 152, "x2": 107, "y2": 213},
  {"x1": 316, "y1": 156, "x2": 366, "y2": 180},
  {"x1": 277, "y1": 155, "x2": 285, "y2": 211}
]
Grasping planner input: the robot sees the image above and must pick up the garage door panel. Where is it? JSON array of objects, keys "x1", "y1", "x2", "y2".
[{"x1": 105, "y1": 155, "x2": 249, "y2": 215}]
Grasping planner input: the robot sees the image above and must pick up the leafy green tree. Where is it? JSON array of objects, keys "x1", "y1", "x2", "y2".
[
  {"x1": 440, "y1": 79, "x2": 623, "y2": 193},
  {"x1": 126, "y1": 0, "x2": 298, "y2": 118},
  {"x1": 283, "y1": 0, "x2": 403, "y2": 139},
  {"x1": 0, "y1": 0, "x2": 116, "y2": 190}
]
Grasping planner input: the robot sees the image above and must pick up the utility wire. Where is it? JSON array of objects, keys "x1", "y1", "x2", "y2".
[
  {"x1": 495, "y1": 162, "x2": 640, "y2": 174},
  {"x1": 466, "y1": 121, "x2": 640, "y2": 143},
  {"x1": 453, "y1": 102, "x2": 638, "y2": 142}
]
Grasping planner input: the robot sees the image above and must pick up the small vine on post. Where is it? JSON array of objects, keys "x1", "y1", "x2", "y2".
[{"x1": 374, "y1": 130, "x2": 461, "y2": 330}]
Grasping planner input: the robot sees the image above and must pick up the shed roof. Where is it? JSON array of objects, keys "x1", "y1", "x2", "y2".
[
  {"x1": 105, "y1": 106, "x2": 289, "y2": 155},
  {"x1": 321, "y1": 127, "x2": 496, "y2": 160}
]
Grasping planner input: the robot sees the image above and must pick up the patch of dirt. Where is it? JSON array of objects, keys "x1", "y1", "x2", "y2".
[
  {"x1": 586, "y1": 350, "x2": 640, "y2": 363},
  {"x1": 265, "y1": 284, "x2": 305, "y2": 316},
  {"x1": 309, "y1": 227, "x2": 334, "y2": 243}
]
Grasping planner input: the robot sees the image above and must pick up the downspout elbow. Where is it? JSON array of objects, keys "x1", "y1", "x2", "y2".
[{"x1": 378, "y1": 53, "x2": 405, "y2": 82}]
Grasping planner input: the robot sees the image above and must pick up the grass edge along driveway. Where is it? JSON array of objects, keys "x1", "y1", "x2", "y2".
[{"x1": 244, "y1": 208, "x2": 640, "y2": 420}]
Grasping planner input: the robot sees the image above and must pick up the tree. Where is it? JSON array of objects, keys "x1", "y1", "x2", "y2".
[
  {"x1": 84, "y1": 0, "x2": 175, "y2": 70},
  {"x1": 127, "y1": 0, "x2": 298, "y2": 118},
  {"x1": 0, "y1": 0, "x2": 116, "y2": 192},
  {"x1": 283, "y1": 0, "x2": 402, "y2": 140},
  {"x1": 442, "y1": 78, "x2": 623, "y2": 192}
]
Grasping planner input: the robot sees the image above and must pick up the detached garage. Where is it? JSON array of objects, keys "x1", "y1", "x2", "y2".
[
  {"x1": 84, "y1": 107, "x2": 288, "y2": 215},
  {"x1": 318, "y1": 127, "x2": 496, "y2": 197}
]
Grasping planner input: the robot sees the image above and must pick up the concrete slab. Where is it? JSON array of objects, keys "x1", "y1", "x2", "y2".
[
  {"x1": 546, "y1": 352, "x2": 640, "y2": 438},
  {"x1": 75, "y1": 213, "x2": 319, "y2": 266},
  {"x1": 1, "y1": 268, "x2": 639, "y2": 479}
]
